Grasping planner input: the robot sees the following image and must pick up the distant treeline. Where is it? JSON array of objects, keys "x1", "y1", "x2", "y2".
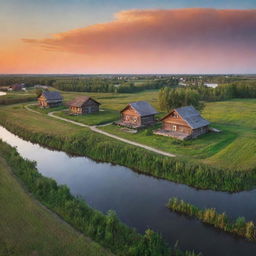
[
  {"x1": 159, "y1": 81, "x2": 256, "y2": 111},
  {"x1": 167, "y1": 198, "x2": 255, "y2": 241},
  {"x1": 52, "y1": 78, "x2": 177, "y2": 93},
  {"x1": 0, "y1": 75, "x2": 178, "y2": 93},
  {"x1": 0, "y1": 140, "x2": 202, "y2": 256},
  {"x1": 190, "y1": 81, "x2": 256, "y2": 101},
  {"x1": 1, "y1": 112, "x2": 256, "y2": 192},
  {"x1": 0, "y1": 76, "x2": 55, "y2": 87}
]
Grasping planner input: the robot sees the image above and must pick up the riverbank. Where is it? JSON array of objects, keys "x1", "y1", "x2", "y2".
[
  {"x1": 0, "y1": 103, "x2": 256, "y2": 192},
  {"x1": 0, "y1": 139, "x2": 201, "y2": 256},
  {"x1": 2, "y1": 125, "x2": 256, "y2": 256},
  {"x1": 167, "y1": 198, "x2": 256, "y2": 242},
  {"x1": 0, "y1": 155, "x2": 113, "y2": 256}
]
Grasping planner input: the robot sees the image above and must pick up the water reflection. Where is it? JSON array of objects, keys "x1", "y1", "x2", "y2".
[{"x1": 1, "y1": 126, "x2": 256, "y2": 256}]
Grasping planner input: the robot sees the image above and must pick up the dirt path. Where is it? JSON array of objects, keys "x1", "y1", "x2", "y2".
[{"x1": 26, "y1": 104, "x2": 176, "y2": 158}]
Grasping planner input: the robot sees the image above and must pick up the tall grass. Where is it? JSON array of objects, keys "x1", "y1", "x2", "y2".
[
  {"x1": 167, "y1": 198, "x2": 255, "y2": 241},
  {"x1": 0, "y1": 140, "x2": 201, "y2": 256}
]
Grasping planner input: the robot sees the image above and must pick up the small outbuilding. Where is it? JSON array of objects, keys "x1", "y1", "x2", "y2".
[
  {"x1": 38, "y1": 91, "x2": 63, "y2": 108},
  {"x1": 154, "y1": 106, "x2": 210, "y2": 140},
  {"x1": 68, "y1": 96, "x2": 100, "y2": 115},
  {"x1": 118, "y1": 101, "x2": 158, "y2": 128},
  {"x1": 9, "y1": 83, "x2": 24, "y2": 91}
]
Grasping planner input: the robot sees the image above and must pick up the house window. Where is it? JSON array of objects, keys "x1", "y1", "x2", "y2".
[{"x1": 173, "y1": 125, "x2": 177, "y2": 131}]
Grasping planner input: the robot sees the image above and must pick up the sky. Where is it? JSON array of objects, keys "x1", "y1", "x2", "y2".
[{"x1": 1, "y1": 0, "x2": 256, "y2": 74}]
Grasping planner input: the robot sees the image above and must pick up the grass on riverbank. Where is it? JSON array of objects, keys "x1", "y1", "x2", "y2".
[
  {"x1": 167, "y1": 197, "x2": 256, "y2": 242},
  {"x1": 0, "y1": 156, "x2": 113, "y2": 256}
]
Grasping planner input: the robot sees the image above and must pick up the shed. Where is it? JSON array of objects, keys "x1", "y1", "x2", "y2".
[
  {"x1": 155, "y1": 106, "x2": 210, "y2": 140},
  {"x1": 38, "y1": 91, "x2": 63, "y2": 108},
  {"x1": 119, "y1": 101, "x2": 158, "y2": 128},
  {"x1": 68, "y1": 96, "x2": 100, "y2": 115}
]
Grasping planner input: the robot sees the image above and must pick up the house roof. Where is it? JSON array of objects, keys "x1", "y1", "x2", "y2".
[
  {"x1": 11, "y1": 84, "x2": 23, "y2": 90},
  {"x1": 68, "y1": 96, "x2": 100, "y2": 107},
  {"x1": 42, "y1": 91, "x2": 63, "y2": 101},
  {"x1": 162, "y1": 106, "x2": 210, "y2": 129},
  {"x1": 122, "y1": 101, "x2": 158, "y2": 117}
]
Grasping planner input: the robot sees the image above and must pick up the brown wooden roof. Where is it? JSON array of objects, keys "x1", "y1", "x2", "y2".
[{"x1": 68, "y1": 96, "x2": 100, "y2": 107}]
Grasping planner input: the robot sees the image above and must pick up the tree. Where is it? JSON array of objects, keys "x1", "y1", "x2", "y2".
[
  {"x1": 158, "y1": 87, "x2": 204, "y2": 112},
  {"x1": 35, "y1": 88, "x2": 43, "y2": 97}
]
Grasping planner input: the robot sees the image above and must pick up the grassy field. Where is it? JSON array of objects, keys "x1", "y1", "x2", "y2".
[
  {"x1": 55, "y1": 109, "x2": 120, "y2": 125},
  {"x1": 99, "y1": 98, "x2": 256, "y2": 171},
  {"x1": 60, "y1": 90, "x2": 160, "y2": 111},
  {"x1": 29, "y1": 104, "x2": 67, "y2": 114},
  {"x1": 0, "y1": 157, "x2": 112, "y2": 256},
  {"x1": 0, "y1": 92, "x2": 255, "y2": 171},
  {"x1": 0, "y1": 104, "x2": 86, "y2": 137}
]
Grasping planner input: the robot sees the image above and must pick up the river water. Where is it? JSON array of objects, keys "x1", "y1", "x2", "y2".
[{"x1": 0, "y1": 126, "x2": 256, "y2": 256}]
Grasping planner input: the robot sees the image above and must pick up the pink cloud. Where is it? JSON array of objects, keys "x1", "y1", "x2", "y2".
[{"x1": 18, "y1": 9, "x2": 256, "y2": 73}]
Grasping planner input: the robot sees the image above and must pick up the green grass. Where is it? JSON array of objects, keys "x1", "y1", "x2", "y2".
[
  {"x1": 1, "y1": 93, "x2": 256, "y2": 171},
  {"x1": 0, "y1": 104, "x2": 86, "y2": 137},
  {"x1": 99, "y1": 98, "x2": 256, "y2": 171},
  {"x1": 0, "y1": 157, "x2": 112, "y2": 256},
  {"x1": 60, "y1": 90, "x2": 160, "y2": 111},
  {"x1": 29, "y1": 104, "x2": 67, "y2": 114},
  {"x1": 55, "y1": 109, "x2": 120, "y2": 125}
]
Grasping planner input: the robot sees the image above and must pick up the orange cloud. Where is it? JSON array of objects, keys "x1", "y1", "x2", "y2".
[
  {"x1": 2, "y1": 8, "x2": 256, "y2": 73},
  {"x1": 23, "y1": 9, "x2": 256, "y2": 54}
]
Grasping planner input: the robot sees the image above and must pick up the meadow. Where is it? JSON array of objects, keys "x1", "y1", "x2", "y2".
[
  {"x1": 1, "y1": 90, "x2": 256, "y2": 171},
  {"x1": 0, "y1": 156, "x2": 113, "y2": 256},
  {"x1": 1, "y1": 90, "x2": 256, "y2": 190},
  {"x1": 100, "y1": 98, "x2": 256, "y2": 171}
]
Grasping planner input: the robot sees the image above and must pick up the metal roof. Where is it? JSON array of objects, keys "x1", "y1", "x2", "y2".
[
  {"x1": 127, "y1": 101, "x2": 158, "y2": 116},
  {"x1": 175, "y1": 106, "x2": 210, "y2": 129},
  {"x1": 42, "y1": 91, "x2": 62, "y2": 101}
]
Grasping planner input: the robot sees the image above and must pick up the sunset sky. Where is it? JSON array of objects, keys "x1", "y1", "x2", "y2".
[{"x1": 1, "y1": 0, "x2": 256, "y2": 74}]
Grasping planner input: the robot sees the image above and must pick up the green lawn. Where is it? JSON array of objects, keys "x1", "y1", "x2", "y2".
[
  {"x1": 100, "y1": 99, "x2": 256, "y2": 171},
  {"x1": 60, "y1": 90, "x2": 160, "y2": 111},
  {"x1": 1, "y1": 93, "x2": 255, "y2": 171},
  {"x1": 29, "y1": 104, "x2": 67, "y2": 114},
  {"x1": 0, "y1": 104, "x2": 86, "y2": 137},
  {"x1": 0, "y1": 157, "x2": 112, "y2": 256},
  {"x1": 55, "y1": 109, "x2": 120, "y2": 125}
]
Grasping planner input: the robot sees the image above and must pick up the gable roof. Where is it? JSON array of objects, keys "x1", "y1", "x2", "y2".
[
  {"x1": 41, "y1": 91, "x2": 63, "y2": 101},
  {"x1": 121, "y1": 101, "x2": 158, "y2": 117},
  {"x1": 68, "y1": 96, "x2": 100, "y2": 107},
  {"x1": 162, "y1": 106, "x2": 210, "y2": 129}
]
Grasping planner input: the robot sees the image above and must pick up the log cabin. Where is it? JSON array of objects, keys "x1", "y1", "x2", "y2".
[
  {"x1": 68, "y1": 96, "x2": 100, "y2": 115},
  {"x1": 155, "y1": 106, "x2": 210, "y2": 140},
  {"x1": 118, "y1": 101, "x2": 158, "y2": 128},
  {"x1": 38, "y1": 91, "x2": 63, "y2": 108}
]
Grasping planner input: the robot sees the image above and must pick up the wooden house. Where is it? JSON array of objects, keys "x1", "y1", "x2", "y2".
[
  {"x1": 154, "y1": 106, "x2": 210, "y2": 140},
  {"x1": 118, "y1": 101, "x2": 158, "y2": 128},
  {"x1": 38, "y1": 91, "x2": 63, "y2": 108},
  {"x1": 68, "y1": 96, "x2": 100, "y2": 115}
]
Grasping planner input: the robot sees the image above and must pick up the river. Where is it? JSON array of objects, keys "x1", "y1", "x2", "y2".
[{"x1": 0, "y1": 125, "x2": 256, "y2": 256}]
